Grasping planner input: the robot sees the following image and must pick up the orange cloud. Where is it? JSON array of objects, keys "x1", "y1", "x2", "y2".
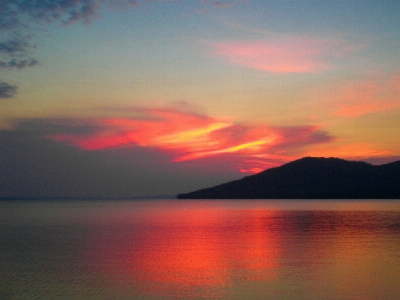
[
  {"x1": 310, "y1": 72, "x2": 400, "y2": 117},
  {"x1": 47, "y1": 108, "x2": 333, "y2": 173},
  {"x1": 305, "y1": 143, "x2": 393, "y2": 162},
  {"x1": 207, "y1": 38, "x2": 357, "y2": 73},
  {"x1": 50, "y1": 109, "x2": 222, "y2": 151},
  {"x1": 334, "y1": 80, "x2": 400, "y2": 117}
]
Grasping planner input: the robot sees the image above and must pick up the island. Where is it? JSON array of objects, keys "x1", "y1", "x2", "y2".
[{"x1": 177, "y1": 157, "x2": 400, "y2": 199}]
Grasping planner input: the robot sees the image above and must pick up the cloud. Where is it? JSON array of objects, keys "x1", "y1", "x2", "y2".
[
  {"x1": 0, "y1": 0, "x2": 106, "y2": 70},
  {"x1": 0, "y1": 0, "x2": 205, "y2": 29},
  {"x1": 30, "y1": 107, "x2": 335, "y2": 173},
  {"x1": 207, "y1": 38, "x2": 359, "y2": 73},
  {"x1": 0, "y1": 0, "x2": 102, "y2": 28},
  {"x1": 0, "y1": 58, "x2": 39, "y2": 70},
  {"x1": 0, "y1": 82, "x2": 17, "y2": 98},
  {"x1": 0, "y1": 119, "x2": 242, "y2": 198},
  {"x1": 0, "y1": 38, "x2": 30, "y2": 56},
  {"x1": 3, "y1": 110, "x2": 398, "y2": 197},
  {"x1": 309, "y1": 72, "x2": 400, "y2": 117},
  {"x1": 0, "y1": 0, "x2": 237, "y2": 72},
  {"x1": 333, "y1": 82, "x2": 398, "y2": 117},
  {"x1": 0, "y1": 37, "x2": 39, "y2": 70},
  {"x1": 207, "y1": 1, "x2": 237, "y2": 8},
  {"x1": 0, "y1": 0, "x2": 141, "y2": 72},
  {"x1": 305, "y1": 143, "x2": 395, "y2": 163}
]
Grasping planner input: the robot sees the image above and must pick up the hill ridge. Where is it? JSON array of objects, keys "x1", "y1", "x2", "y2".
[{"x1": 177, "y1": 157, "x2": 400, "y2": 199}]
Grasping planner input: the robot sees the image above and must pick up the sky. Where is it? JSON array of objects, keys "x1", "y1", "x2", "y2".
[{"x1": 1, "y1": 0, "x2": 400, "y2": 198}]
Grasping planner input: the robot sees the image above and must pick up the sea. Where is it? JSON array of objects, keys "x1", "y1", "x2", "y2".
[{"x1": 1, "y1": 199, "x2": 400, "y2": 300}]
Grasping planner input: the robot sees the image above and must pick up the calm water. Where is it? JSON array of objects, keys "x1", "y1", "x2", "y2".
[{"x1": 1, "y1": 200, "x2": 400, "y2": 300}]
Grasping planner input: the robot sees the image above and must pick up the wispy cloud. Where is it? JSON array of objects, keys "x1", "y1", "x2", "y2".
[
  {"x1": 2, "y1": 115, "x2": 398, "y2": 197},
  {"x1": 0, "y1": 82, "x2": 17, "y2": 98},
  {"x1": 0, "y1": 38, "x2": 30, "y2": 56},
  {"x1": 33, "y1": 107, "x2": 334, "y2": 173},
  {"x1": 6, "y1": 107, "x2": 397, "y2": 175},
  {"x1": 309, "y1": 72, "x2": 400, "y2": 117},
  {"x1": 0, "y1": 58, "x2": 39, "y2": 70},
  {"x1": 207, "y1": 37, "x2": 359, "y2": 73},
  {"x1": 204, "y1": 0, "x2": 239, "y2": 8},
  {"x1": 305, "y1": 143, "x2": 394, "y2": 163}
]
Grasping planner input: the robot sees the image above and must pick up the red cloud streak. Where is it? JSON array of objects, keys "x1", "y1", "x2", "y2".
[{"x1": 47, "y1": 108, "x2": 333, "y2": 173}]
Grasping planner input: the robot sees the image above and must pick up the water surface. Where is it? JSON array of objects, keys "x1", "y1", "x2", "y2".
[{"x1": 1, "y1": 200, "x2": 400, "y2": 299}]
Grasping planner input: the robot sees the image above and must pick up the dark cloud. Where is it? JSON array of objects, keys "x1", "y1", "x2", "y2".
[
  {"x1": 274, "y1": 126, "x2": 335, "y2": 148},
  {"x1": 14, "y1": 117, "x2": 105, "y2": 136},
  {"x1": 0, "y1": 58, "x2": 39, "y2": 70},
  {"x1": 0, "y1": 0, "x2": 144, "y2": 29},
  {"x1": 0, "y1": 118, "x2": 239, "y2": 198},
  {"x1": 200, "y1": 0, "x2": 243, "y2": 9},
  {"x1": 0, "y1": 38, "x2": 30, "y2": 56},
  {"x1": 0, "y1": 0, "x2": 105, "y2": 71},
  {"x1": 211, "y1": 1, "x2": 236, "y2": 8},
  {"x1": 0, "y1": 0, "x2": 141, "y2": 74},
  {"x1": 0, "y1": 37, "x2": 39, "y2": 70},
  {"x1": 0, "y1": 0, "x2": 233, "y2": 73},
  {"x1": 0, "y1": 0, "x2": 101, "y2": 28},
  {"x1": 0, "y1": 82, "x2": 17, "y2": 98}
]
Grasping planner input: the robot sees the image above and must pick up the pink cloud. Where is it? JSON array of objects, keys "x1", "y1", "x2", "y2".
[
  {"x1": 207, "y1": 38, "x2": 357, "y2": 73},
  {"x1": 311, "y1": 73, "x2": 400, "y2": 117},
  {"x1": 47, "y1": 107, "x2": 333, "y2": 173}
]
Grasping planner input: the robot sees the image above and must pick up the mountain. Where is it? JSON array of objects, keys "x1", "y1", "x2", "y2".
[{"x1": 177, "y1": 157, "x2": 400, "y2": 199}]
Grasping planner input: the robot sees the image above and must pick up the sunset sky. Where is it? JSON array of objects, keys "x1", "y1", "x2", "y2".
[{"x1": 1, "y1": 0, "x2": 400, "y2": 198}]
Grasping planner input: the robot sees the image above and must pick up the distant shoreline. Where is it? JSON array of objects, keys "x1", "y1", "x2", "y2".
[{"x1": 0, "y1": 195, "x2": 178, "y2": 201}]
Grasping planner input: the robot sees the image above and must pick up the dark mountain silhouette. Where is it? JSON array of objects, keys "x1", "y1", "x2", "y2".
[{"x1": 177, "y1": 157, "x2": 400, "y2": 199}]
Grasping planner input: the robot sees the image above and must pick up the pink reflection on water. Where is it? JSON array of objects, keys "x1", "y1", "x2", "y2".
[
  {"x1": 80, "y1": 200, "x2": 400, "y2": 299},
  {"x1": 84, "y1": 202, "x2": 282, "y2": 298}
]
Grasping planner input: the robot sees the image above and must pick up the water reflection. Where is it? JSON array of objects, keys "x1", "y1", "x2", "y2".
[
  {"x1": 82, "y1": 201, "x2": 400, "y2": 299},
  {"x1": 1, "y1": 200, "x2": 400, "y2": 299},
  {"x1": 84, "y1": 207, "x2": 282, "y2": 299}
]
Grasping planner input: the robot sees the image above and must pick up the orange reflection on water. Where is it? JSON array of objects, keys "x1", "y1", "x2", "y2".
[
  {"x1": 129, "y1": 208, "x2": 281, "y2": 297},
  {"x1": 86, "y1": 204, "x2": 282, "y2": 298},
  {"x1": 79, "y1": 201, "x2": 400, "y2": 299}
]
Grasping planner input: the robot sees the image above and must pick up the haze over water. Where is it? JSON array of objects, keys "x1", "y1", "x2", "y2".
[{"x1": 1, "y1": 199, "x2": 400, "y2": 299}]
